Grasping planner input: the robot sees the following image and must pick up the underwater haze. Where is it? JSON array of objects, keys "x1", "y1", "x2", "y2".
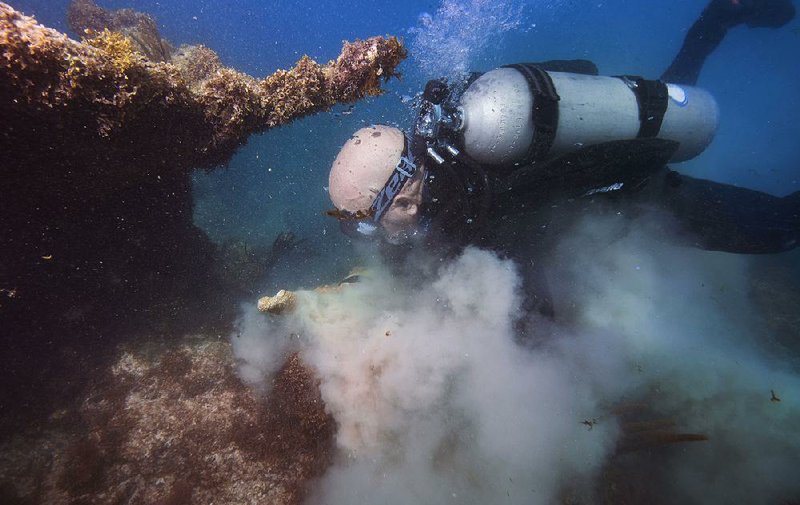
[{"x1": 4, "y1": 0, "x2": 800, "y2": 504}]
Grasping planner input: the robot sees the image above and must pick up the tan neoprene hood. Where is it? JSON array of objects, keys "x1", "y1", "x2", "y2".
[{"x1": 328, "y1": 125, "x2": 406, "y2": 213}]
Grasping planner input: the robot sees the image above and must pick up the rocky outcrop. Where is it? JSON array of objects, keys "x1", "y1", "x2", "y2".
[
  {"x1": 0, "y1": 0, "x2": 404, "y2": 444},
  {"x1": 0, "y1": 1, "x2": 405, "y2": 188},
  {"x1": 0, "y1": 338, "x2": 334, "y2": 505}
]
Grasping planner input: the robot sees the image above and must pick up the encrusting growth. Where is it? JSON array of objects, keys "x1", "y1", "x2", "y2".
[
  {"x1": 67, "y1": 0, "x2": 174, "y2": 62},
  {"x1": 1, "y1": 0, "x2": 406, "y2": 178}
]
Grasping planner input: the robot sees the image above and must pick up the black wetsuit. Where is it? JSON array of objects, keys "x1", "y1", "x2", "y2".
[
  {"x1": 490, "y1": 139, "x2": 800, "y2": 255},
  {"x1": 419, "y1": 136, "x2": 799, "y2": 316}
]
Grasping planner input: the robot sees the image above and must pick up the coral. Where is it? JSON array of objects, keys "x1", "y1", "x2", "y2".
[
  {"x1": 66, "y1": 0, "x2": 110, "y2": 32},
  {"x1": 0, "y1": 338, "x2": 334, "y2": 505},
  {"x1": 56, "y1": 437, "x2": 104, "y2": 492},
  {"x1": 68, "y1": 0, "x2": 173, "y2": 62},
  {"x1": 258, "y1": 289, "x2": 299, "y2": 315},
  {"x1": 256, "y1": 268, "x2": 369, "y2": 315},
  {"x1": 325, "y1": 35, "x2": 406, "y2": 100},
  {"x1": 170, "y1": 44, "x2": 222, "y2": 88},
  {"x1": 232, "y1": 353, "x2": 335, "y2": 476},
  {"x1": 0, "y1": 1, "x2": 406, "y2": 183},
  {"x1": 83, "y1": 27, "x2": 138, "y2": 72}
]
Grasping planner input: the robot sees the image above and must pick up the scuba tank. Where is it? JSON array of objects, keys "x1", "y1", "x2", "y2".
[{"x1": 414, "y1": 63, "x2": 719, "y2": 168}]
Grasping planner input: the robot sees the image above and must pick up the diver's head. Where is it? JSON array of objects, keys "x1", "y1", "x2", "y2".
[{"x1": 328, "y1": 125, "x2": 424, "y2": 242}]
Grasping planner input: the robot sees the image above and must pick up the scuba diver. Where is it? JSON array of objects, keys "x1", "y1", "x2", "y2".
[{"x1": 324, "y1": 0, "x2": 799, "y2": 315}]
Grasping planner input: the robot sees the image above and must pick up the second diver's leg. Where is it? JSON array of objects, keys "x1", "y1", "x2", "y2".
[
  {"x1": 661, "y1": 0, "x2": 795, "y2": 85},
  {"x1": 640, "y1": 169, "x2": 800, "y2": 254},
  {"x1": 661, "y1": 1, "x2": 733, "y2": 85}
]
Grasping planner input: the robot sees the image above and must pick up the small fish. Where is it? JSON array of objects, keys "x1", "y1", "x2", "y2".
[
  {"x1": 333, "y1": 105, "x2": 355, "y2": 118},
  {"x1": 771, "y1": 389, "x2": 781, "y2": 402},
  {"x1": 41, "y1": 254, "x2": 53, "y2": 260}
]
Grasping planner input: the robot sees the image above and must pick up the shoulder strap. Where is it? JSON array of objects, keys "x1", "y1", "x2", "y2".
[
  {"x1": 503, "y1": 63, "x2": 561, "y2": 164},
  {"x1": 616, "y1": 76, "x2": 669, "y2": 138}
]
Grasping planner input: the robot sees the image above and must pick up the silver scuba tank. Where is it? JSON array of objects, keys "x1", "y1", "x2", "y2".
[{"x1": 455, "y1": 66, "x2": 719, "y2": 166}]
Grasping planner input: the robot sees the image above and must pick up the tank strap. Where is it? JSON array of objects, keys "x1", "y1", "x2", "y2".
[
  {"x1": 616, "y1": 76, "x2": 669, "y2": 138},
  {"x1": 503, "y1": 63, "x2": 561, "y2": 163}
]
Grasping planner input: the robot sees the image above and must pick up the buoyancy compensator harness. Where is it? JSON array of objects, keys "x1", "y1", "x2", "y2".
[
  {"x1": 501, "y1": 63, "x2": 561, "y2": 169},
  {"x1": 411, "y1": 79, "x2": 493, "y2": 249}
]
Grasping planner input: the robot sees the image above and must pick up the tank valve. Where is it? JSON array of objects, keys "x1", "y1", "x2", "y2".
[
  {"x1": 426, "y1": 147, "x2": 445, "y2": 164},
  {"x1": 444, "y1": 143, "x2": 460, "y2": 157}
]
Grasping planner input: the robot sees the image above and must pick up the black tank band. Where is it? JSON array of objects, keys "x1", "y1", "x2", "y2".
[
  {"x1": 503, "y1": 63, "x2": 561, "y2": 164},
  {"x1": 616, "y1": 76, "x2": 669, "y2": 138}
]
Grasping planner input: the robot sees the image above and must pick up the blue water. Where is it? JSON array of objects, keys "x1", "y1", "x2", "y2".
[{"x1": 16, "y1": 1, "x2": 799, "y2": 289}]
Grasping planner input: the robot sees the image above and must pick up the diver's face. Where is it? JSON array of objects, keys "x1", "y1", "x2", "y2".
[{"x1": 380, "y1": 173, "x2": 424, "y2": 243}]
